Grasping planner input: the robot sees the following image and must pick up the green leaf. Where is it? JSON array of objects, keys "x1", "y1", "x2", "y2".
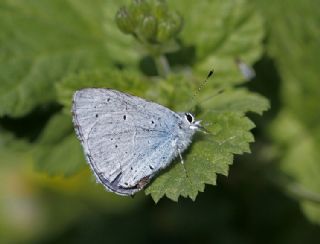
[
  {"x1": 56, "y1": 68, "x2": 151, "y2": 111},
  {"x1": 0, "y1": 128, "x2": 32, "y2": 166},
  {"x1": 145, "y1": 113, "x2": 254, "y2": 202},
  {"x1": 33, "y1": 112, "x2": 85, "y2": 176},
  {"x1": 252, "y1": 0, "x2": 320, "y2": 128},
  {"x1": 0, "y1": 0, "x2": 138, "y2": 117},
  {"x1": 145, "y1": 73, "x2": 270, "y2": 115},
  {"x1": 169, "y1": 0, "x2": 264, "y2": 85},
  {"x1": 270, "y1": 111, "x2": 320, "y2": 224},
  {"x1": 199, "y1": 89, "x2": 270, "y2": 115},
  {"x1": 252, "y1": 0, "x2": 320, "y2": 224},
  {"x1": 146, "y1": 89, "x2": 269, "y2": 202}
]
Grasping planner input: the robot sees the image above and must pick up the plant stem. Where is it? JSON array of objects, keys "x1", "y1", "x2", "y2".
[{"x1": 154, "y1": 54, "x2": 170, "y2": 78}]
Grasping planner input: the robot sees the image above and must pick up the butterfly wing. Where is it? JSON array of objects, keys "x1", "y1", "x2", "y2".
[{"x1": 72, "y1": 88, "x2": 180, "y2": 195}]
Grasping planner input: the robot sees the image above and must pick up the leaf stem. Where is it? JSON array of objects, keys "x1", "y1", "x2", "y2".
[
  {"x1": 285, "y1": 182, "x2": 320, "y2": 204},
  {"x1": 154, "y1": 54, "x2": 170, "y2": 78},
  {"x1": 271, "y1": 176, "x2": 320, "y2": 204}
]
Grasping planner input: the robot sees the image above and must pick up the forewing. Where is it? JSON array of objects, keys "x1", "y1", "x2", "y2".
[{"x1": 72, "y1": 88, "x2": 179, "y2": 195}]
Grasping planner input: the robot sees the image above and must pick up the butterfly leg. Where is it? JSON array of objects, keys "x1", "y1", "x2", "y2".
[
  {"x1": 178, "y1": 149, "x2": 193, "y2": 186},
  {"x1": 178, "y1": 148, "x2": 184, "y2": 164}
]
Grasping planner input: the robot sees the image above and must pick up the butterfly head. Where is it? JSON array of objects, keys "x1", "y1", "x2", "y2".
[{"x1": 183, "y1": 112, "x2": 201, "y2": 130}]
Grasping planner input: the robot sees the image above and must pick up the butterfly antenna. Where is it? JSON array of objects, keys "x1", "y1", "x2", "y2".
[
  {"x1": 195, "y1": 88, "x2": 225, "y2": 120},
  {"x1": 197, "y1": 88, "x2": 224, "y2": 106},
  {"x1": 187, "y1": 70, "x2": 214, "y2": 112}
]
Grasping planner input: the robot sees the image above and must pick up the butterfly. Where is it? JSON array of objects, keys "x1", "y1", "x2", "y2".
[{"x1": 72, "y1": 88, "x2": 202, "y2": 196}]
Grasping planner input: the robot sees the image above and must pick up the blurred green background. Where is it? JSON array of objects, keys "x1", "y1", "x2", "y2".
[{"x1": 1, "y1": 0, "x2": 320, "y2": 243}]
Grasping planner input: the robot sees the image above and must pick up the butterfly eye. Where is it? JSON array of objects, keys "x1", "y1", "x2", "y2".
[{"x1": 185, "y1": 113, "x2": 194, "y2": 123}]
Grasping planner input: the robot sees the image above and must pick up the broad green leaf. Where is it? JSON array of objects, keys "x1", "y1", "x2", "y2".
[
  {"x1": 199, "y1": 89, "x2": 270, "y2": 115},
  {"x1": 0, "y1": 0, "x2": 138, "y2": 117},
  {"x1": 146, "y1": 90, "x2": 269, "y2": 202},
  {"x1": 56, "y1": 68, "x2": 151, "y2": 111},
  {"x1": 145, "y1": 113, "x2": 254, "y2": 202},
  {"x1": 145, "y1": 73, "x2": 270, "y2": 116},
  {"x1": 270, "y1": 111, "x2": 320, "y2": 224},
  {"x1": 252, "y1": 0, "x2": 320, "y2": 128},
  {"x1": 252, "y1": 0, "x2": 320, "y2": 224},
  {"x1": 169, "y1": 0, "x2": 264, "y2": 85}
]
